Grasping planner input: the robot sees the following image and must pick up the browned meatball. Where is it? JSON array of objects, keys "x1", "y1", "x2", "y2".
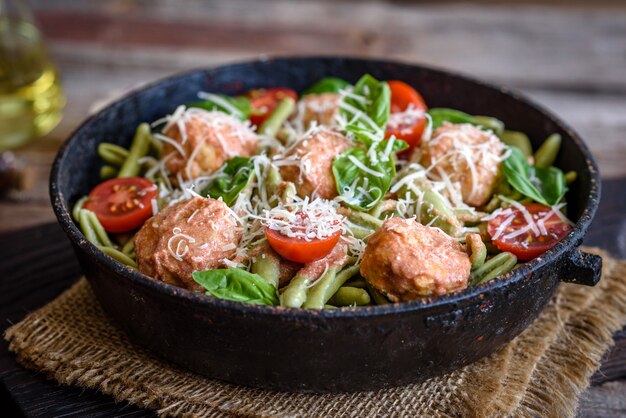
[
  {"x1": 135, "y1": 197, "x2": 241, "y2": 292},
  {"x1": 419, "y1": 123, "x2": 505, "y2": 207},
  {"x1": 279, "y1": 129, "x2": 351, "y2": 199},
  {"x1": 360, "y1": 217, "x2": 471, "y2": 301},
  {"x1": 162, "y1": 110, "x2": 258, "y2": 182},
  {"x1": 295, "y1": 241, "x2": 348, "y2": 281},
  {"x1": 296, "y1": 93, "x2": 341, "y2": 128}
]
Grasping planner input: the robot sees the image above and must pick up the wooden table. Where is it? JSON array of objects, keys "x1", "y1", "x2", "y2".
[{"x1": 1, "y1": 0, "x2": 625, "y2": 415}]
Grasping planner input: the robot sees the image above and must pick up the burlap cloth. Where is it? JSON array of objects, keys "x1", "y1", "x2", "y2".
[{"x1": 4, "y1": 247, "x2": 626, "y2": 417}]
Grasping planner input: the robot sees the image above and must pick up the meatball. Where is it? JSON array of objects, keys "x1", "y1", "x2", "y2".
[
  {"x1": 135, "y1": 197, "x2": 241, "y2": 292},
  {"x1": 296, "y1": 93, "x2": 341, "y2": 128},
  {"x1": 162, "y1": 110, "x2": 258, "y2": 182},
  {"x1": 295, "y1": 241, "x2": 348, "y2": 281},
  {"x1": 360, "y1": 218, "x2": 471, "y2": 301},
  {"x1": 419, "y1": 123, "x2": 505, "y2": 207},
  {"x1": 279, "y1": 129, "x2": 351, "y2": 199}
]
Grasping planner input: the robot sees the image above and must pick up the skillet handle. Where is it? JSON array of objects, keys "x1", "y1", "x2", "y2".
[{"x1": 559, "y1": 248, "x2": 602, "y2": 286}]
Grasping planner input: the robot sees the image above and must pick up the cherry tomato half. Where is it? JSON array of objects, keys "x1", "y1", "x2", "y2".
[
  {"x1": 265, "y1": 227, "x2": 341, "y2": 264},
  {"x1": 385, "y1": 80, "x2": 428, "y2": 150},
  {"x1": 248, "y1": 87, "x2": 298, "y2": 127},
  {"x1": 487, "y1": 203, "x2": 572, "y2": 261},
  {"x1": 84, "y1": 177, "x2": 158, "y2": 233}
]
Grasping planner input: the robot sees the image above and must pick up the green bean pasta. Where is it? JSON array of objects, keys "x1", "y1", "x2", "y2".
[{"x1": 72, "y1": 74, "x2": 574, "y2": 308}]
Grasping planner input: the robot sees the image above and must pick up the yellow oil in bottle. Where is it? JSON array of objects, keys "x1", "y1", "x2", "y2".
[{"x1": 0, "y1": 21, "x2": 65, "y2": 150}]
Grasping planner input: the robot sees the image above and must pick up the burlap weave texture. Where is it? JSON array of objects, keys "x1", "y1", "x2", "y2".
[{"x1": 5, "y1": 248, "x2": 626, "y2": 417}]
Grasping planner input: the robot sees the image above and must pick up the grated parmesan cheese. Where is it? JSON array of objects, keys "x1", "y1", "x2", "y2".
[
  {"x1": 166, "y1": 227, "x2": 196, "y2": 261},
  {"x1": 254, "y1": 196, "x2": 344, "y2": 242},
  {"x1": 347, "y1": 155, "x2": 385, "y2": 178},
  {"x1": 197, "y1": 91, "x2": 243, "y2": 118},
  {"x1": 222, "y1": 258, "x2": 244, "y2": 268}
]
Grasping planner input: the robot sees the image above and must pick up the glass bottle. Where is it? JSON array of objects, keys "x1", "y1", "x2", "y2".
[{"x1": 0, "y1": 0, "x2": 65, "y2": 151}]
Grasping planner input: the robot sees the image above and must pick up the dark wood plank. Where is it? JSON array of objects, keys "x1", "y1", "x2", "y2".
[
  {"x1": 35, "y1": 11, "x2": 381, "y2": 55},
  {"x1": 582, "y1": 178, "x2": 626, "y2": 261},
  {"x1": 4, "y1": 369, "x2": 152, "y2": 418},
  {"x1": 594, "y1": 330, "x2": 626, "y2": 385},
  {"x1": 578, "y1": 381, "x2": 626, "y2": 418},
  {"x1": 31, "y1": 1, "x2": 626, "y2": 91},
  {"x1": 583, "y1": 179, "x2": 626, "y2": 386},
  {"x1": 0, "y1": 380, "x2": 24, "y2": 418},
  {"x1": 0, "y1": 223, "x2": 153, "y2": 418}
]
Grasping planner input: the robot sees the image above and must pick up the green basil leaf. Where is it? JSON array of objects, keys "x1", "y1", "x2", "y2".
[
  {"x1": 201, "y1": 157, "x2": 254, "y2": 206},
  {"x1": 302, "y1": 77, "x2": 350, "y2": 95},
  {"x1": 344, "y1": 125, "x2": 380, "y2": 147},
  {"x1": 503, "y1": 147, "x2": 547, "y2": 204},
  {"x1": 428, "y1": 108, "x2": 505, "y2": 135},
  {"x1": 332, "y1": 147, "x2": 395, "y2": 211},
  {"x1": 340, "y1": 74, "x2": 390, "y2": 140},
  {"x1": 377, "y1": 137, "x2": 409, "y2": 154},
  {"x1": 188, "y1": 94, "x2": 251, "y2": 120},
  {"x1": 533, "y1": 165, "x2": 568, "y2": 206},
  {"x1": 192, "y1": 268, "x2": 279, "y2": 306},
  {"x1": 428, "y1": 108, "x2": 480, "y2": 129},
  {"x1": 502, "y1": 147, "x2": 567, "y2": 206},
  {"x1": 345, "y1": 125, "x2": 408, "y2": 151},
  {"x1": 333, "y1": 75, "x2": 401, "y2": 209}
]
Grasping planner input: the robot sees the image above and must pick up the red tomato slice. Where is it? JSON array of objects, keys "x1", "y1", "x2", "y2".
[
  {"x1": 265, "y1": 227, "x2": 341, "y2": 264},
  {"x1": 385, "y1": 80, "x2": 428, "y2": 150},
  {"x1": 84, "y1": 177, "x2": 158, "y2": 233},
  {"x1": 487, "y1": 203, "x2": 572, "y2": 261},
  {"x1": 248, "y1": 87, "x2": 298, "y2": 127}
]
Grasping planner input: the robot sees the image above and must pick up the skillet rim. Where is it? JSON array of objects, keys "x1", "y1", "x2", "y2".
[{"x1": 49, "y1": 55, "x2": 601, "y2": 319}]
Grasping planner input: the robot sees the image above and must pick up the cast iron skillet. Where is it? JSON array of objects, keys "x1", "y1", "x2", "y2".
[{"x1": 50, "y1": 57, "x2": 601, "y2": 392}]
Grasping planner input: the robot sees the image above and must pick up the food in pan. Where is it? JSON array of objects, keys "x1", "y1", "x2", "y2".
[{"x1": 72, "y1": 74, "x2": 575, "y2": 308}]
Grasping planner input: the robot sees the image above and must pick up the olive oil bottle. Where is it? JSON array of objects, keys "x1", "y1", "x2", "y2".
[{"x1": 0, "y1": 1, "x2": 64, "y2": 151}]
